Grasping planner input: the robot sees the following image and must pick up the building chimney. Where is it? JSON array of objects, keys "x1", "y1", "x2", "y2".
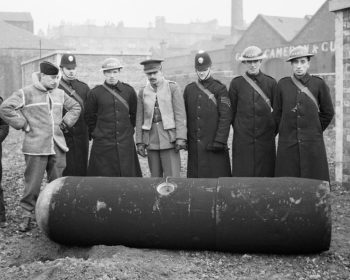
[{"x1": 231, "y1": 0, "x2": 243, "y2": 35}]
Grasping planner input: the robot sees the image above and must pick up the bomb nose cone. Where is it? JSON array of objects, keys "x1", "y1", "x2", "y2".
[{"x1": 36, "y1": 177, "x2": 66, "y2": 235}]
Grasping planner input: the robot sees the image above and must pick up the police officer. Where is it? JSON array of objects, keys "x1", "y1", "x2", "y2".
[
  {"x1": 135, "y1": 58, "x2": 187, "y2": 177},
  {"x1": 228, "y1": 46, "x2": 277, "y2": 177},
  {"x1": 183, "y1": 50, "x2": 231, "y2": 178},
  {"x1": 85, "y1": 58, "x2": 141, "y2": 177},
  {"x1": 59, "y1": 53, "x2": 90, "y2": 176},
  {"x1": 273, "y1": 46, "x2": 334, "y2": 181}
]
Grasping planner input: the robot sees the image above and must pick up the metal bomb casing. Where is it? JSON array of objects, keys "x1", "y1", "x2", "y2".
[{"x1": 36, "y1": 177, "x2": 331, "y2": 253}]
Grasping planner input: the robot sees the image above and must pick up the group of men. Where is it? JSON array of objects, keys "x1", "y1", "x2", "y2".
[{"x1": 0, "y1": 44, "x2": 334, "y2": 232}]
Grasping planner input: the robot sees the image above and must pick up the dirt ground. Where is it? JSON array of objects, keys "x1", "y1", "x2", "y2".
[{"x1": 0, "y1": 129, "x2": 349, "y2": 280}]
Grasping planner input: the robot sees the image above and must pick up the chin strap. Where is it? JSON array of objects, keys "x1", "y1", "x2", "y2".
[{"x1": 197, "y1": 69, "x2": 211, "y2": 81}]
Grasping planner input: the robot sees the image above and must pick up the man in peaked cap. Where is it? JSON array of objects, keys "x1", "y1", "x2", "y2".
[
  {"x1": 183, "y1": 50, "x2": 231, "y2": 178},
  {"x1": 228, "y1": 45, "x2": 277, "y2": 177},
  {"x1": 0, "y1": 61, "x2": 81, "y2": 231},
  {"x1": 273, "y1": 46, "x2": 334, "y2": 181},
  {"x1": 59, "y1": 53, "x2": 90, "y2": 176},
  {"x1": 85, "y1": 58, "x2": 141, "y2": 177},
  {"x1": 135, "y1": 58, "x2": 187, "y2": 177}
]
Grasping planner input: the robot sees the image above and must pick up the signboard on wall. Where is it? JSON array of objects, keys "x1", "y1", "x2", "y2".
[{"x1": 235, "y1": 41, "x2": 335, "y2": 61}]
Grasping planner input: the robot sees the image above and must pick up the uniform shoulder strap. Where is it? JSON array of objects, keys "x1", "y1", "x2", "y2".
[
  {"x1": 242, "y1": 73, "x2": 272, "y2": 112},
  {"x1": 195, "y1": 81, "x2": 217, "y2": 107},
  {"x1": 102, "y1": 84, "x2": 129, "y2": 111},
  {"x1": 59, "y1": 80, "x2": 85, "y2": 110},
  {"x1": 291, "y1": 75, "x2": 319, "y2": 112}
]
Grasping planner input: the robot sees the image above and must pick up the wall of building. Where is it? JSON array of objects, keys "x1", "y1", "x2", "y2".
[
  {"x1": 6, "y1": 20, "x2": 34, "y2": 33},
  {"x1": 0, "y1": 49, "x2": 53, "y2": 99}
]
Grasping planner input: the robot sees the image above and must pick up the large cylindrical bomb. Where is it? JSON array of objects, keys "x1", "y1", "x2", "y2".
[{"x1": 36, "y1": 177, "x2": 331, "y2": 253}]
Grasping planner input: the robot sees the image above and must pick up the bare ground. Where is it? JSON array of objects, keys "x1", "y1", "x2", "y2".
[{"x1": 0, "y1": 128, "x2": 349, "y2": 280}]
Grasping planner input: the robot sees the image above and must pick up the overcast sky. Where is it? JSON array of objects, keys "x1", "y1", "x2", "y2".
[{"x1": 2, "y1": 0, "x2": 327, "y2": 33}]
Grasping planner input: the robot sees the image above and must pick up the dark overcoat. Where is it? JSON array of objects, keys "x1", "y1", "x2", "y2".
[
  {"x1": 85, "y1": 81, "x2": 141, "y2": 177},
  {"x1": 228, "y1": 71, "x2": 277, "y2": 177},
  {"x1": 184, "y1": 77, "x2": 232, "y2": 178},
  {"x1": 273, "y1": 73, "x2": 334, "y2": 181},
  {"x1": 0, "y1": 97, "x2": 8, "y2": 219},
  {"x1": 59, "y1": 79, "x2": 90, "y2": 176}
]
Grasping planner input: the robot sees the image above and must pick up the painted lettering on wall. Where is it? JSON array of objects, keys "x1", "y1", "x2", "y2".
[{"x1": 235, "y1": 41, "x2": 335, "y2": 61}]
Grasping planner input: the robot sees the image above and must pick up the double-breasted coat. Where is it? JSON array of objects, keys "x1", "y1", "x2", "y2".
[
  {"x1": 273, "y1": 73, "x2": 334, "y2": 181},
  {"x1": 184, "y1": 77, "x2": 232, "y2": 178},
  {"x1": 59, "y1": 79, "x2": 90, "y2": 176},
  {"x1": 228, "y1": 71, "x2": 277, "y2": 177},
  {"x1": 85, "y1": 81, "x2": 142, "y2": 177}
]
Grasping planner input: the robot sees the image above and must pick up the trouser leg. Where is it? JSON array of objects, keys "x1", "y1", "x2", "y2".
[
  {"x1": 0, "y1": 184, "x2": 5, "y2": 221},
  {"x1": 46, "y1": 144, "x2": 66, "y2": 182},
  {"x1": 147, "y1": 150, "x2": 163, "y2": 177},
  {"x1": 20, "y1": 155, "x2": 48, "y2": 216},
  {"x1": 160, "y1": 149, "x2": 181, "y2": 178}
]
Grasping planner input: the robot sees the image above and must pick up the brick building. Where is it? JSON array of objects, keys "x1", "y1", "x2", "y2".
[
  {"x1": 164, "y1": 0, "x2": 335, "y2": 81},
  {"x1": 329, "y1": 0, "x2": 350, "y2": 187},
  {"x1": 0, "y1": 12, "x2": 33, "y2": 33},
  {"x1": 46, "y1": 17, "x2": 233, "y2": 57}
]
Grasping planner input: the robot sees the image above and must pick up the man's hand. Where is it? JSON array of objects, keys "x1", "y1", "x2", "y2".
[
  {"x1": 175, "y1": 139, "x2": 187, "y2": 152},
  {"x1": 137, "y1": 143, "x2": 147, "y2": 157},
  {"x1": 59, "y1": 122, "x2": 69, "y2": 133},
  {"x1": 206, "y1": 141, "x2": 228, "y2": 152}
]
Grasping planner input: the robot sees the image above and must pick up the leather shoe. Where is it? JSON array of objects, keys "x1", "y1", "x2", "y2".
[{"x1": 19, "y1": 217, "x2": 31, "y2": 232}]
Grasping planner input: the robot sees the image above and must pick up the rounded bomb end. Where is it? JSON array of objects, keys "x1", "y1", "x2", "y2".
[{"x1": 36, "y1": 177, "x2": 66, "y2": 235}]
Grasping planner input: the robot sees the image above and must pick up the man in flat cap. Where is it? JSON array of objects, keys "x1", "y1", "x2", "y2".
[
  {"x1": 228, "y1": 46, "x2": 277, "y2": 177},
  {"x1": 0, "y1": 61, "x2": 81, "y2": 231},
  {"x1": 85, "y1": 58, "x2": 141, "y2": 177},
  {"x1": 273, "y1": 46, "x2": 334, "y2": 181},
  {"x1": 59, "y1": 53, "x2": 90, "y2": 176},
  {"x1": 183, "y1": 50, "x2": 231, "y2": 178},
  {"x1": 136, "y1": 58, "x2": 187, "y2": 177}
]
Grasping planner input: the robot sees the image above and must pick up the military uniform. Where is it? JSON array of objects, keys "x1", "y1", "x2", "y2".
[
  {"x1": 136, "y1": 77, "x2": 187, "y2": 177},
  {"x1": 184, "y1": 76, "x2": 231, "y2": 178},
  {"x1": 273, "y1": 73, "x2": 334, "y2": 181},
  {"x1": 229, "y1": 71, "x2": 277, "y2": 177},
  {"x1": 85, "y1": 81, "x2": 141, "y2": 177},
  {"x1": 59, "y1": 78, "x2": 90, "y2": 176}
]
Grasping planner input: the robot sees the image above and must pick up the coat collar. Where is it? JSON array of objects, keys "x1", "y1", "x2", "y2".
[
  {"x1": 198, "y1": 76, "x2": 213, "y2": 87},
  {"x1": 105, "y1": 80, "x2": 122, "y2": 92},
  {"x1": 32, "y1": 72, "x2": 49, "y2": 92},
  {"x1": 246, "y1": 71, "x2": 264, "y2": 83},
  {"x1": 294, "y1": 73, "x2": 311, "y2": 85}
]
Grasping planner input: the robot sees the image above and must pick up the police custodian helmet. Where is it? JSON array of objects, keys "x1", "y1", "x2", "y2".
[
  {"x1": 60, "y1": 54, "x2": 77, "y2": 68},
  {"x1": 195, "y1": 50, "x2": 212, "y2": 71}
]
